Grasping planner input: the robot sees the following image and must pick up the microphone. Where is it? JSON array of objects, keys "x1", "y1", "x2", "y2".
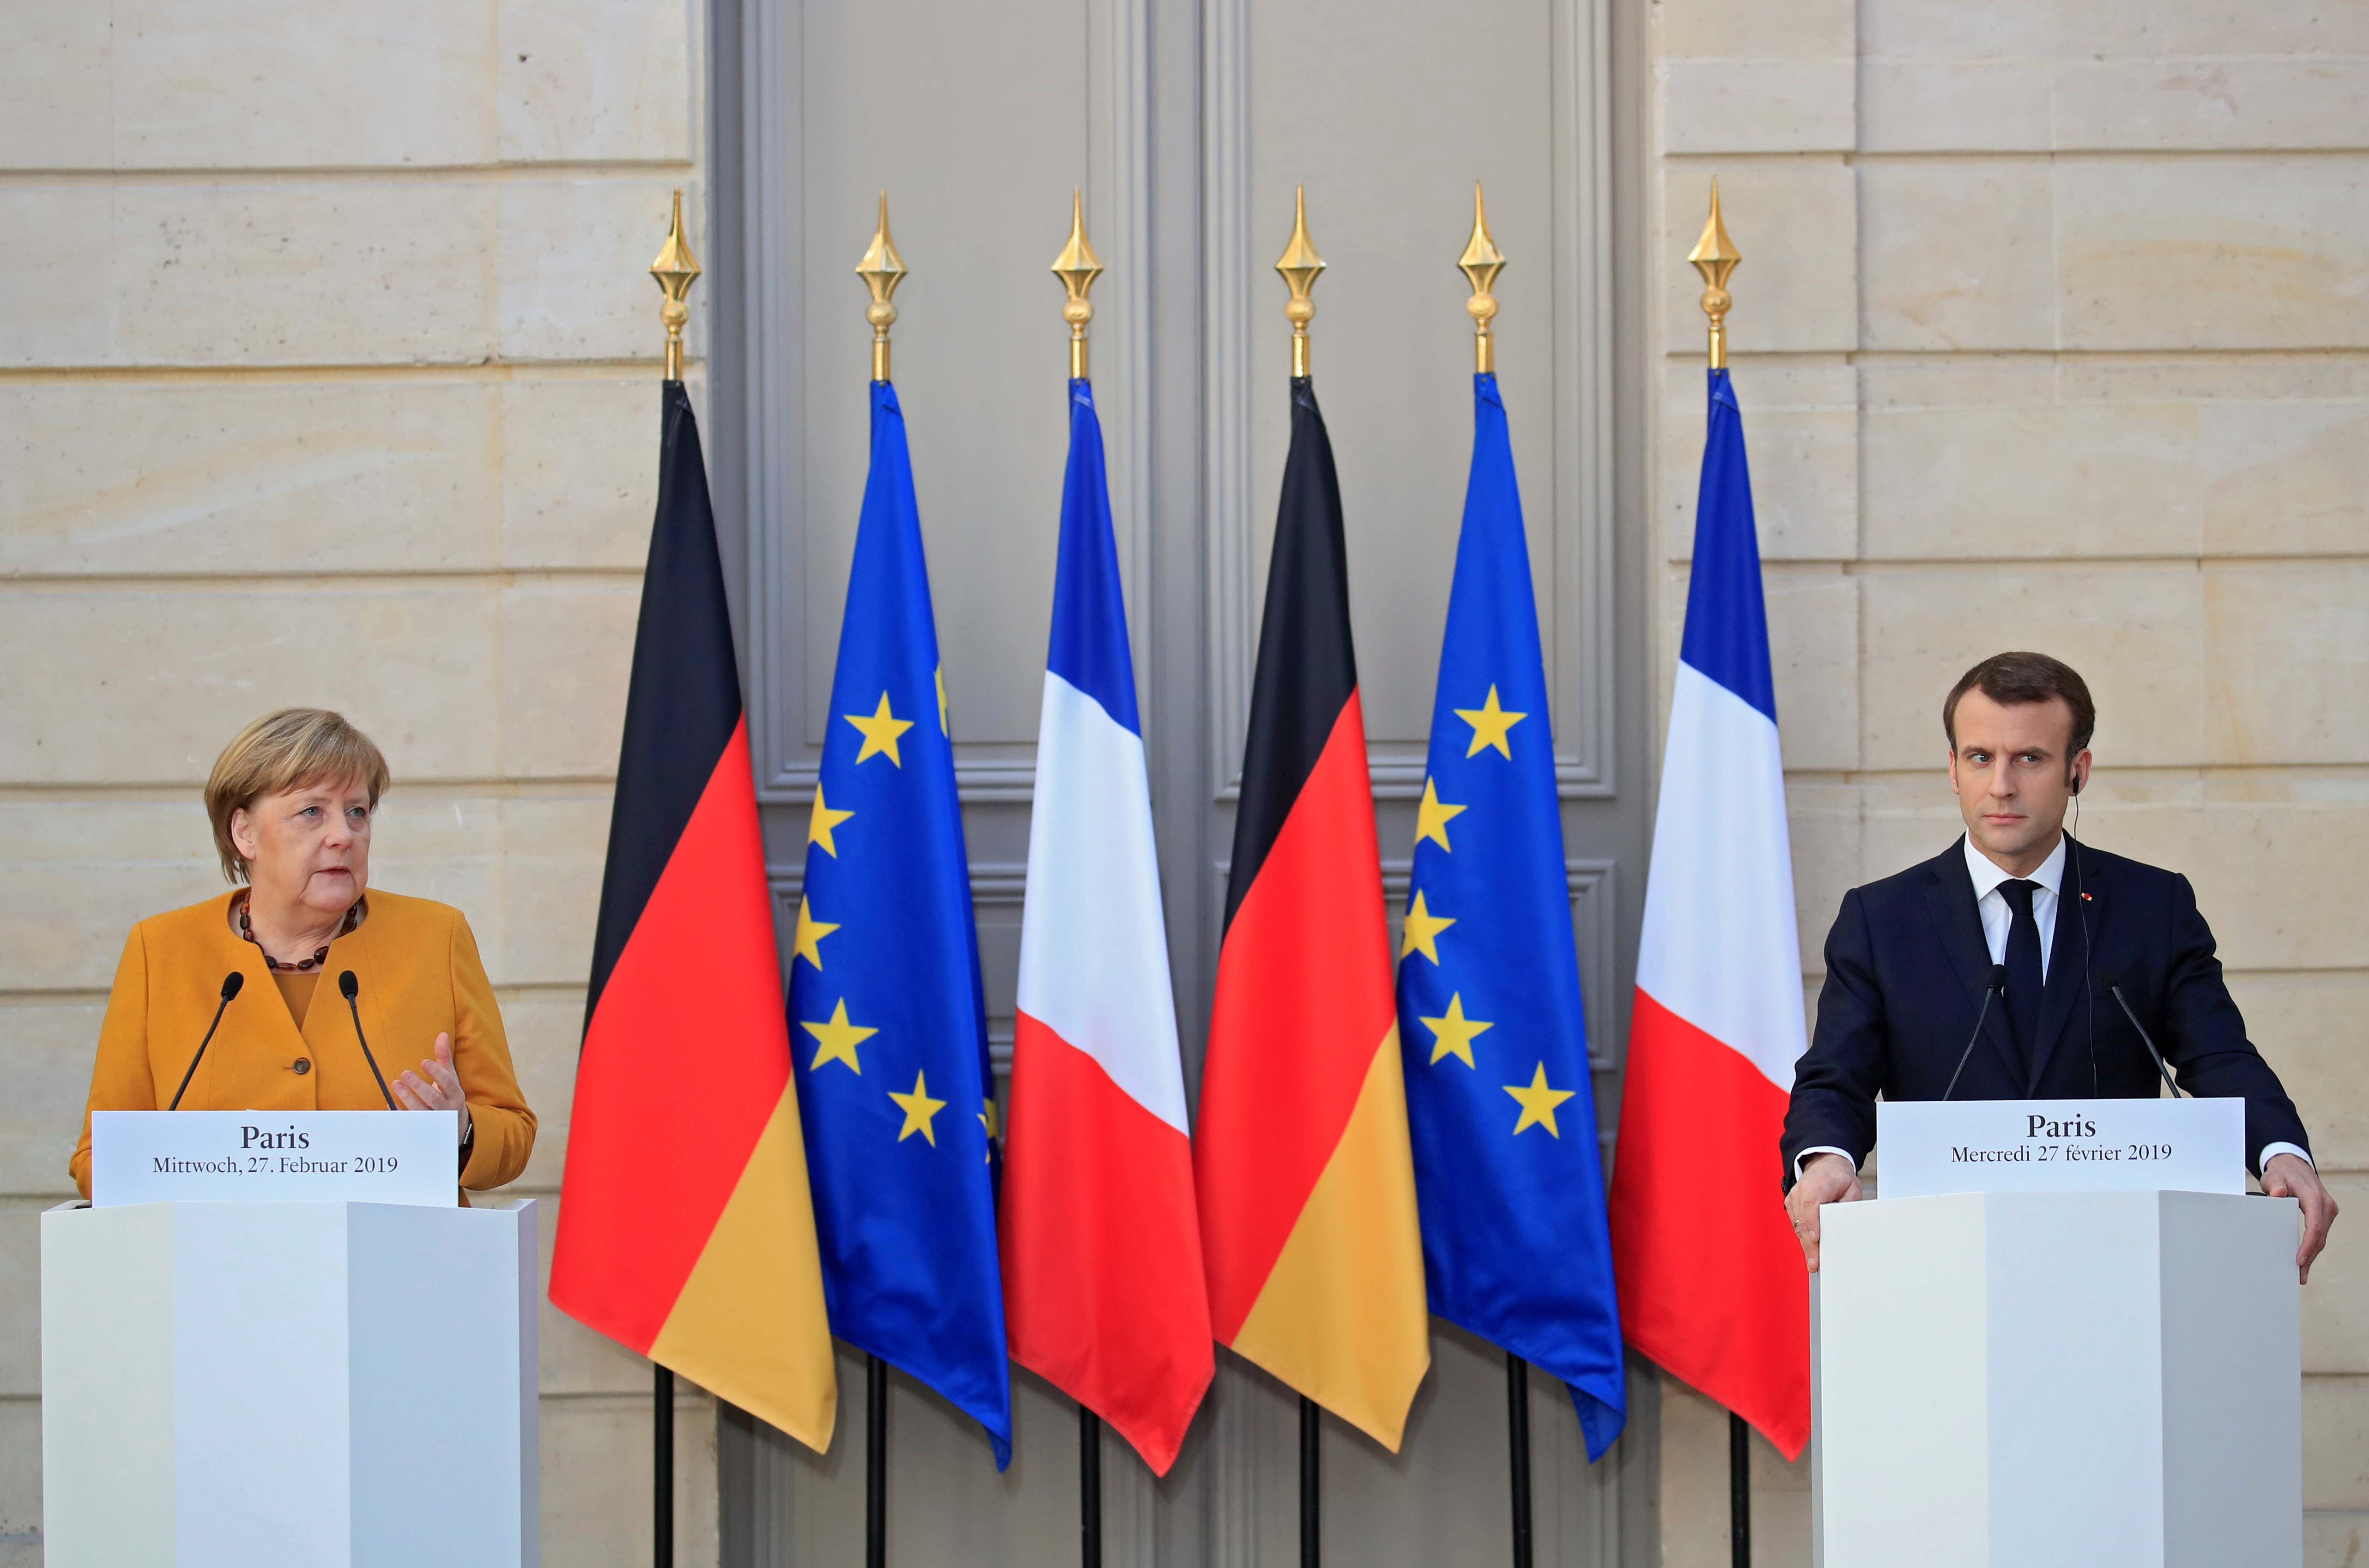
[
  {"x1": 168, "y1": 972, "x2": 245, "y2": 1111},
  {"x1": 2106, "y1": 977, "x2": 2182, "y2": 1099},
  {"x1": 1943, "y1": 964, "x2": 2010, "y2": 1102},
  {"x1": 338, "y1": 971, "x2": 398, "y2": 1110}
]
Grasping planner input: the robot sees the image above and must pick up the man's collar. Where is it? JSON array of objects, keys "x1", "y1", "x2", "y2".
[{"x1": 1963, "y1": 832, "x2": 2067, "y2": 899}]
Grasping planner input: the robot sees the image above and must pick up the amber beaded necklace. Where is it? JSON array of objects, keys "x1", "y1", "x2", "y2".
[{"x1": 236, "y1": 892, "x2": 361, "y2": 972}]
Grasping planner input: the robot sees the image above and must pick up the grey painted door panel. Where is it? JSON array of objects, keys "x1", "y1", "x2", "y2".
[{"x1": 707, "y1": 0, "x2": 1657, "y2": 1561}]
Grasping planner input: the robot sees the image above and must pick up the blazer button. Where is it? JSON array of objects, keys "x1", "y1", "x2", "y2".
[{"x1": 293, "y1": 1058, "x2": 312, "y2": 1075}]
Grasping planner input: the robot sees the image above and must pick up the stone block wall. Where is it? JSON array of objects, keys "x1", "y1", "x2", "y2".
[
  {"x1": 1654, "y1": 1, "x2": 2369, "y2": 1563},
  {"x1": 0, "y1": 3, "x2": 714, "y2": 1562}
]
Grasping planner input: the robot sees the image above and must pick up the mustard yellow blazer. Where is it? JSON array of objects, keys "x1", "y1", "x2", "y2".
[{"x1": 72, "y1": 889, "x2": 536, "y2": 1199}]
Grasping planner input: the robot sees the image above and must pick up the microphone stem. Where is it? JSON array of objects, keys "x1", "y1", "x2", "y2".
[
  {"x1": 2109, "y1": 986, "x2": 2182, "y2": 1099},
  {"x1": 168, "y1": 992, "x2": 236, "y2": 1111},
  {"x1": 1942, "y1": 984, "x2": 1999, "y2": 1103},
  {"x1": 345, "y1": 995, "x2": 398, "y2": 1110}
]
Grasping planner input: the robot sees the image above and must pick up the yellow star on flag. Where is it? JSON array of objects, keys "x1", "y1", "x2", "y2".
[
  {"x1": 936, "y1": 665, "x2": 950, "y2": 736},
  {"x1": 844, "y1": 693, "x2": 915, "y2": 766},
  {"x1": 1414, "y1": 777, "x2": 1466, "y2": 853},
  {"x1": 1455, "y1": 684, "x2": 1528, "y2": 760},
  {"x1": 799, "y1": 999, "x2": 876, "y2": 1075},
  {"x1": 1420, "y1": 992, "x2": 1495, "y2": 1067},
  {"x1": 807, "y1": 784, "x2": 855, "y2": 857},
  {"x1": 1504, "y1": 1061, "x2": 1577, "y2": 1138},
  {"x1": 792, "y1": 896, "x2": 838, "y2": 970},
  {"x1": 1400, "y1": 890, "x2": 1456, "y2": 965},
  {"x1": 889, "y1": 1069, "x2": 949, "y2": 1146}
]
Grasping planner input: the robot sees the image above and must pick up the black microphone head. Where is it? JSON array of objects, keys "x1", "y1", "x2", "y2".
[
  {"x1": 220, "y1": 971, "x2": 244, "y2": 1001},
  {"x1": 1990, "y1": 963, "x2": 2010, "y2": 992},
  {"x1": 338, "y1": 970, "x2": 359, "y2": 1001}
]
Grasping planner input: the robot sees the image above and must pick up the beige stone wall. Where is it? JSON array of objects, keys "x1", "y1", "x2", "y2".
[
  {"x1": 1652, "y1": 1, "x2": 2369, "y2": 1563},
  {"x1": 0, "y1": 3, "x2": 714, "y2": 1562}
]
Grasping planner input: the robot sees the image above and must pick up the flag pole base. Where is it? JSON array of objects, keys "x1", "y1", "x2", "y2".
[
  {"x1": 1080, "y1": 1405, "x2": 1103, "y2": 1568},
  {"x1": 1730, "y1": 1408, "x2": 1751, "y2": 1568},
  {"x1": 1506, "y1": 1352, "x2": 1534, "y2": 1568},
  {"x1": 654, "y1": 1362, "x2": 674, "y2": 1568},
  {"x1": 868, "y1": 1355, "x2": 889, "y2": 1568},
  {"x1": 1299, "y1": 1394, "x2": 1321, "y2": 1568}
]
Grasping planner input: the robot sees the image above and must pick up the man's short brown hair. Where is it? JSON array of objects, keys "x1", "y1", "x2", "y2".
[
  {"x1": 204, "y1": 709, "x2": 391, "y2": 882},
  {"x1": 1942, "y1": 652, "x2": 2096, "y2": 755}
]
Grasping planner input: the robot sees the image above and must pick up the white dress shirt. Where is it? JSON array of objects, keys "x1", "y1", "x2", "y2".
[
  {"x1": 1966, "y1": 832, "x2": 2061, "y2": 981},
  {"x1": 1795, "y1": 834, "x2": 2308, "y2": 1178}
]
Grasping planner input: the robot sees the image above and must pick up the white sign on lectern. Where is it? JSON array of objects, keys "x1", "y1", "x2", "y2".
[
  {"x1": 91, "y1": 1110, "x2": 457, "y2": 1207},
  {"x1": 1876, "y1": 1097, "x2": 2244, "y2": 1199}
]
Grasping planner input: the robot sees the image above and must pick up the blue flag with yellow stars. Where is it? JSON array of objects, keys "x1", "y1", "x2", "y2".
[
  {"x1": 1396, "y1": 372, "x2": 1626, "y2": 1459},
  {"x1": 788, "y1": 379, "x2": 1011, "y2": 1465}
]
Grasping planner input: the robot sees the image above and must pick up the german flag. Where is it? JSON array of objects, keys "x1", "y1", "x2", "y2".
[
  {"x1": 550, "y1": 381, "x2": 835, "y2": 1451},
  {"x1": 1194, "y1": 378, "x2": 1429, "y2": 1448}
]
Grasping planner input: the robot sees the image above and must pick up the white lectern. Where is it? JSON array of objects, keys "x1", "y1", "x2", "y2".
[
  {"x1": 1815, "y1": 1113, "x2": 2302, "y2": 1568},
  {"x1": 42, "y1": 1197, "x2": 540, "y2": 1568}
]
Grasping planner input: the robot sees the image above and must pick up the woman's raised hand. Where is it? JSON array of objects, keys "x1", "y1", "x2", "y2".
[{"x1": 393, "y1": 1032, "x2": 473, "y2": 1143}]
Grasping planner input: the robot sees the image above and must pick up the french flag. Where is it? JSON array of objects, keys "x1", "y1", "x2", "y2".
[
  {"x1": 1607, "y1": 367, "x2": 1811, "y2": 1457},
  {"x1": 999, "y1": 379, "x2": 1214, "y2": 1474}
]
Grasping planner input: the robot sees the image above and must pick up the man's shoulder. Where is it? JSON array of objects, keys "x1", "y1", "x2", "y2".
[
  {"x1": 2060, "y1": 838, "x2": 2179, "y2": 893},
  {"x1": 1846, "y1": 842, "x2": 1962, "y2": 913}
]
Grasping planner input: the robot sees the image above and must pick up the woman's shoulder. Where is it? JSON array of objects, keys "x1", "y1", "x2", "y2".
[
  {"x1": 361, "y1": 888, "x2": 472, "y2": 935},
  {"x1": 131, "y1": 891, "x2": 242, "y2": 947}
]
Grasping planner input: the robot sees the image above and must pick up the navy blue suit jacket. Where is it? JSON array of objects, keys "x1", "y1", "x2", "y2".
[{"x1": 1782, "y1": 836, "x2": 2309, "y2": 1189}]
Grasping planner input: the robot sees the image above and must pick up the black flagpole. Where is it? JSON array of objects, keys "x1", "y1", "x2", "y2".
[
  {"x1": 1299, "y1": 1394, "x2": 1321, "y2": 1567},
  {"x1": 653, "y1": 1363, "x2": 674, "y2": 1568},
  {"x1": 1729, "y1": 1410, "x2": 1751, "y2": 1568},
  {"x1": 1079, "y1": 1406, "x2": 1104, "y2": 1568},
  {"x1": 867, "y1": 1356, "x2": 890, "y2": 1568},
  {"x1": 1506, "y1": 1353, "x2": 1534, "y2": 1568}
]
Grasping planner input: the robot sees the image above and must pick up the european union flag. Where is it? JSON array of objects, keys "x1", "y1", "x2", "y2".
[
  {"x1": 788, "y1": 379, "x2": 1011, "y2": 1464},
  {"x1": 1396, "y1": 373, "x2": 1626, "y2": 1459}
]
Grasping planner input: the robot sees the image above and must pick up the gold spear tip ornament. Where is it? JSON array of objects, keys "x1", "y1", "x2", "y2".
[
  {"x1": 1458, "y1": 182, "x2": 1507, "y2": 376},
  {"x1": 1688, "y1": 177, "x2": 1741, "y2": 371},
  {"x1": 650, "y1": 189, "x2": 702, "y2": 382},
  {"x1": 1050, "y1": 188, "x2": 1103, "y2": 381},
  {"x1": 856, "y1": 192, "x2": 907, "y2": 383},
  {"x1": 1275, "y1": 185, "x2": 1326, "y2": 380}
]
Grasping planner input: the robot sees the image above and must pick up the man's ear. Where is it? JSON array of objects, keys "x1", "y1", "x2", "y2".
[
  {"x1": 1946, "y1": 745, "x2": 1963, "y2": 796},
  {"x1": 2069, "y1": 749, "x2": 2092, "y2": 797}
]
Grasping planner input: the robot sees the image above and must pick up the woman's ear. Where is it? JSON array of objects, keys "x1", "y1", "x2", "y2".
[{"x1": 228, "y1": 805, "x2": 259, "y2": 863}]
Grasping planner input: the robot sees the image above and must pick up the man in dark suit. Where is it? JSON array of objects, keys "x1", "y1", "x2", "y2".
[{"x1": 1782, "y1": 651, "x2": 2336, "y2": 1282}]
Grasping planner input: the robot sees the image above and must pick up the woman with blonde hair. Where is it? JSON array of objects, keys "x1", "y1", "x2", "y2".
[{"x1": 70, "y1": 709, "x2": 534, "y2": 1198}]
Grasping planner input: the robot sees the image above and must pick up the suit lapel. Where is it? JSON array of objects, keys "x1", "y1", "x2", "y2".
[
  {"x1": 1922, "y1": 840, "x2": 2019, "y2": 1082},
  {"x1": 2026, "y1": 838, "x2": 2100, "y2": 1095}
]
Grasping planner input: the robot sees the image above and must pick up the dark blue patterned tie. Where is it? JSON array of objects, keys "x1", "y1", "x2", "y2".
[{"x1": 2000, "y1": 879, "x2": 2045, "y2": 1090}]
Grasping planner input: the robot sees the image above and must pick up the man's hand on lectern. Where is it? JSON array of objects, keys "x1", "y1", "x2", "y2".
[
  {"x1": 2261, "y1": 1152, "x2": 2338, "y2": 1284},
  {"x1": 1786, "y1": 1152, "x2": 1863, "y2": 1273}
]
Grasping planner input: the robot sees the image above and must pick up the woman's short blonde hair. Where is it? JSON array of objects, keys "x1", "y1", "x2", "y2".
[{"x1": 204, "y1": 710, "x2": 392, "y2": 882}]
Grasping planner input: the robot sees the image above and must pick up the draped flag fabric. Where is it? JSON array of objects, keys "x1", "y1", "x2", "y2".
[
  {"x1": 788, "y1": 379, "x2": 1012, "y2": 1464},
  {"x1": 1397, "y1": 373, "x2": 1627, "y2": 1459},
  {"x1": 552, "y1": 380, "x2": 837, "y2": 1451},
  {"x1": 1195, "y1": 378, "x2": 1430, "y2": 1450},
  {"x1": 1000, "y1": 380, "x2": 1213, "y2": 1476},
  {"x1": 1608, "y1": 367, "x2": 1811, "y2": 1457}
]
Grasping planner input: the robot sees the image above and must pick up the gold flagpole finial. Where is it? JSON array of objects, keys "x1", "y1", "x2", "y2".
[
  {"x1": 1458, "y1": 182, "x2": 1507, "y2": 377},
  {"x1": 1275, "y1": 185, "x2": 1326, "y2": 379},
  {"x1": 1050, "y1": 188, "x2": 1104, "y2": 381},
  {"x1": 649, "y1": 189, "x2": 702, "y2": 382},
  {"x1": 1688, "y1": 177, "x2": 1741, "y2": 371},
  {"x1": 856, "y1": 192, "x2": 907, "y2": 383}
]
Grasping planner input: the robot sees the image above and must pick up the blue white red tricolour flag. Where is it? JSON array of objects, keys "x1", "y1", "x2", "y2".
[
  {"x1": 998, "y1": 378, "x2": 1213, "y2": 1475},
  {"x1": 1607, "y1": 366, "x2": 1811, "y2": 1457}
]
